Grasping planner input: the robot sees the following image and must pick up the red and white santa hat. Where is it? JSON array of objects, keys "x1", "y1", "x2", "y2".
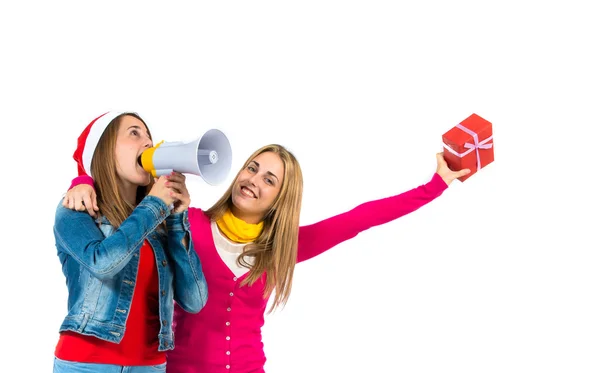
[{"x1": 73, "y1": 111, "x2": 125, "y2": 176}]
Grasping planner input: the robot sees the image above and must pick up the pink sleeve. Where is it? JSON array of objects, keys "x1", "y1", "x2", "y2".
[
  {"x1": 69, "y1": 175, "x2": 95, "y2": 190},
  {"x1": 297, "y1": 173, "x2": 448, "y2": 263}
]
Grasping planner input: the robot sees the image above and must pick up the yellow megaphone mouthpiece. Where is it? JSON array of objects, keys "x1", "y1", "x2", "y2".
[{"x1": 138, "y1": 140, "x2": 164, "y2": 178}]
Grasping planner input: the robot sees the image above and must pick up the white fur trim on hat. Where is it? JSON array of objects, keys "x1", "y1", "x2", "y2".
[{"x1": 81, "y1": 111, "x2": 124, "y2": 175}]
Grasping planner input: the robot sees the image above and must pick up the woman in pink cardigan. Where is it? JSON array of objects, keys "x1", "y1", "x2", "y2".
[{"x1": 64, "y1": 144, "x2": 470, "y2": 373}]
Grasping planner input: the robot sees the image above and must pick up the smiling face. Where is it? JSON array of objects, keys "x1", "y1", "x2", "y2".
[
  {"x1": 231, "y1": 151, "x2": 284, "y2": 224},
  {"x1": 114, "y1": 115, "x2": 153, "y2": 190}
]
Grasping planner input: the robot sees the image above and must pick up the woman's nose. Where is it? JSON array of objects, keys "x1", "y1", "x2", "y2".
[{"x1": 249, "y1": 173, "x2": 260, "y2": 185}]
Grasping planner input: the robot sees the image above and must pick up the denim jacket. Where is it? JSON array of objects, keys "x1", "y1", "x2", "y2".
[{"x1": 53, "y1": 195, "x2": 208, "y2": 351}]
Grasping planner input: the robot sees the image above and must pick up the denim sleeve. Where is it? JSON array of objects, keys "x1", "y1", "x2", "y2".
[
  {"x1": 54, "y1": 195, "x2": 170, "y2": 280},
  {"x1": 164, "y1": 210, "x2": 208, "y2": 313}
]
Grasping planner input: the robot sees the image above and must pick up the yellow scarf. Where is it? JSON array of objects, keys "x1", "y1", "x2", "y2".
[{"x1": 216, "y1": 209, "x2": 263, "y2": 243}]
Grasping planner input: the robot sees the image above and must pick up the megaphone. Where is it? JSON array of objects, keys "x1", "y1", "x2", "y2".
[{"x1": 138, "y1": 129, "x2": 232, "y2": 186}]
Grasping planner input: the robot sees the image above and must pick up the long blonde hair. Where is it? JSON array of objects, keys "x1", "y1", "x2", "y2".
[
  {"x1": 90, "y1": 113, "x2": 154, "y2": 228},
  {"x1": 205, "y1": 144, "x2": 303, "y2": 312}
]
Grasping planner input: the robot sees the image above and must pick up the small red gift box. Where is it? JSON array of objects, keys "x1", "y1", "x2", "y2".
[{"x1": 442, "y1": 113, "x2": 494, "y2": 182}]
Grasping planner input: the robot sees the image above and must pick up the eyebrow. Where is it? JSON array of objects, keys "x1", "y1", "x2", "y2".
[{"x1": 250, "y1": 161, "x2": 280, "y2": 182}]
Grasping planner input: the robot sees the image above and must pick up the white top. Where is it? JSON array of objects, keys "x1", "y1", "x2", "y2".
[{"x1": 211, "y1": 221, "x2": 253, "y2": 277}]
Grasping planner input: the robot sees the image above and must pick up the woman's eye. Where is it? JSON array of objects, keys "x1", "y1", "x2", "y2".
[{"x1": 265, "y1": 178, "x2": 273, "y2": 185}]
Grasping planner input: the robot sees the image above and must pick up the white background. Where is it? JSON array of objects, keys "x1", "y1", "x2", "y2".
[{"x1": 1, "y1": 1, "x2": 599, "y2": 372}]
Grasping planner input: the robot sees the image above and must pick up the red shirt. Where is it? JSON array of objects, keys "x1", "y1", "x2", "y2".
[{"x1": 55, "y1": 240, "x2": 166, "y2": 365}]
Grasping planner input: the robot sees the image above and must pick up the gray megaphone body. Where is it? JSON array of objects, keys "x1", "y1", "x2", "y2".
[{"x1": 139, "y1": 129, "x2": 232, "y2": 186}]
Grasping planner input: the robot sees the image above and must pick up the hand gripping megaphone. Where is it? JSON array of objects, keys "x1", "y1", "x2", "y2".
[{"x1": 138, "y1": 129, "x2": 232, "y2": 186}]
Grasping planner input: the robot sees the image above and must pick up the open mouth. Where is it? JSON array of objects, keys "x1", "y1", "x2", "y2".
[{"x1": 241, "y1": 186, "x2": 256, "y2": 198}]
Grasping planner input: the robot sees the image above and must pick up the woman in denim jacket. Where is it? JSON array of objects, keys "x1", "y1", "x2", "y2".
[{"x1": 52, "y1": 112, "x2": 208, "y2": 373}]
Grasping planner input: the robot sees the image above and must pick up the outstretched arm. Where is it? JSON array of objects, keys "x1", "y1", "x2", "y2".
[{"x1": 297, "y1": 152, "x2": 469, "y2": 262}]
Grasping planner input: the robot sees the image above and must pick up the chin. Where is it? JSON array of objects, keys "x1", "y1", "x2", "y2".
[
  {"x1": 136, "y1": 175, "x2": 152, "y2": 187},
  {"x1": 232, "y1": 195, "x2": 254, "y2": 212}
]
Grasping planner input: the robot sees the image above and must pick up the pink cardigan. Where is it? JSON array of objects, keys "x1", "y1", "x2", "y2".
[{"x1": 167, "y1": 173, "x2": 448, "y2": 373}]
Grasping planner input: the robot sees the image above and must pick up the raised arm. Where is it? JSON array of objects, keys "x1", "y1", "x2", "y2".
[
  {"x1": 161, "y1": 172, "x2": 208, "y2": 313},
  {"x1": 297, "y1": 152, "x2": 469, "y2": 262}
]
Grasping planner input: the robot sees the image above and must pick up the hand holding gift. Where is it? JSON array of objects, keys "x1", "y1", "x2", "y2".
[{"x1": 435, "y1": 152, "x2": 471, "y2": 186}]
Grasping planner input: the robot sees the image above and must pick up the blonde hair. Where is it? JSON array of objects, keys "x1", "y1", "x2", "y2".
[
  {"x1": 205, "y1": 144, "x2": 303, "y2": 312},
  {"x1": 90, "y1": 113, "x2": 154, "y2": 228}
]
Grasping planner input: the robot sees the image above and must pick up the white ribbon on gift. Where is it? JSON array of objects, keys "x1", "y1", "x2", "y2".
[{"x1": 442, "y1": 123, "x2": 493, "y2": 170}]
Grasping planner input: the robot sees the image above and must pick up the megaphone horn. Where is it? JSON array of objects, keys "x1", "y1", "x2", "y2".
[{"x1": 138, "y1": 129, "x2": 232, "y2": 186}]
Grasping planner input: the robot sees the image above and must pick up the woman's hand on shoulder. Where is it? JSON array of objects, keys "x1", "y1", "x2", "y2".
[{"x1": 62, "y1": 184, "x2": 98, "y2": 217}]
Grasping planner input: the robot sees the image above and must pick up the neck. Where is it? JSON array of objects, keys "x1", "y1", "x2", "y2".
[
  {"x1": 230, "y1": 206, "x2": 262, "y2": 224},
  {"x1": 118, "y1": 182, "x2": 138, "y2": 206}
]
